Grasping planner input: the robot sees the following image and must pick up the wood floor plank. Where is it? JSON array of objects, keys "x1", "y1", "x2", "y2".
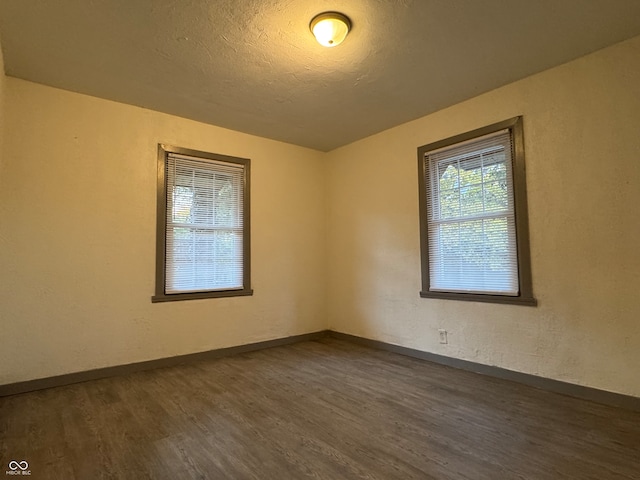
[{"x1": 1, "y1": 338, "x2": 639, "y2": 479}]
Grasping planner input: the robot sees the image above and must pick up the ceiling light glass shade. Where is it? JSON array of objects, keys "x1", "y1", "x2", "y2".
[{"x1": 310, "y1": 12, "x2": 351, "y2": 47}]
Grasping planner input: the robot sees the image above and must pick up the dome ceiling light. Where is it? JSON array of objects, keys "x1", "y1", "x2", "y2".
[{"x1": 309, "y1": 12, "x2": 351, "y2": 47}]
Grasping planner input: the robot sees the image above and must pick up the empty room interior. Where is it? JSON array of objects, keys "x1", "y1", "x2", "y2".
[{"x1": 1, "y1": 1, "x2": 639, "y2": 479}]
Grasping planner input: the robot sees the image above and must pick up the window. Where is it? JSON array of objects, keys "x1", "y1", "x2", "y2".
[
  {"x1": 153, "y1": 144, "x2": 252, "y2": 302},
  {"x1": 417, "y1": 117, "x2": 535, "y2": 305}
]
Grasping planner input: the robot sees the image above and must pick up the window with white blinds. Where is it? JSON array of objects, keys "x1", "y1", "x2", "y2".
[
  {"x1": 427, "y1": 129, "x2": 517, "y2": 295},
  {"x1": 417, "y1": 117, "x2": 536, "y2": 305},
  {"x1": 153, "y1": 145, "x2": 252, "y2": 302}
]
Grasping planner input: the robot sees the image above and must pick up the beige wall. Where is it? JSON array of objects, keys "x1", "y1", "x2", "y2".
[
  {"x1": 326, "y1": 35, "x2": 640, "y2": 397},
  {"x1": 0, "y1": 30, "x2": 5, "y2": 178},
  {"x1": 0, "y1": 79, "x2": 326, "y2": 384}
]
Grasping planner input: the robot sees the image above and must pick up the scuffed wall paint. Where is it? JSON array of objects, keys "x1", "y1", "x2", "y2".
[
  {"x1": 0, "y1": 79, "x2": 326, "y2": 384},
  {"x1": 326, "y1": 35, "x2": 640, "y2": 397}
]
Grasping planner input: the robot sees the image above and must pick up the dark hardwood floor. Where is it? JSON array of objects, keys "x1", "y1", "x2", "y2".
[{"x1": 1, "y1": 338, "x2": 639, "y2": 479}]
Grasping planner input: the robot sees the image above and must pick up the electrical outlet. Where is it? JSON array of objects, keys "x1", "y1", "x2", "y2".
[{"x1": 438, "y1": 329, "x2": 448, "y2": 344}]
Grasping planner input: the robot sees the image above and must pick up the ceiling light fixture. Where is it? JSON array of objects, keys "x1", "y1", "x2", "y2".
[{"x1": 310, "y1": 12, "x2": 351, "y2": 47}]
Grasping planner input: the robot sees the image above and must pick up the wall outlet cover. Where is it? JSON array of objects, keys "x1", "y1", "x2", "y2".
[{"x1": 438, "y1": 329, "x2": 448, "y2": 344}]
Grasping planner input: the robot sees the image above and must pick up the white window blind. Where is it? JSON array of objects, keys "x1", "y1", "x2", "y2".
[
  {"x1": 424, "y1": 129, "x2": 519, "y2": 295},
  {"x1": 165, "y1": 153, "x2": 244, "y2": 294}
]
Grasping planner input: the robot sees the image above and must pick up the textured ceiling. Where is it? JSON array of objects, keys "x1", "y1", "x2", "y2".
[{"x1": 2, "y1": 0, "x2": 640, "y2": 151}]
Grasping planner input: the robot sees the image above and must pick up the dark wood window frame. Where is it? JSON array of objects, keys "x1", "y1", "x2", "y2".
[
  {"x1": 417, "y1": 116, "x2": 536, "y2": 306},
  {"x1": 152, "y1": 144, "x2": 253, "y2": 303}
]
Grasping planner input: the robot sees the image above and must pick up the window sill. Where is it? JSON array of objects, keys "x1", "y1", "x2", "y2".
[
  {"x1": 152, "y1": 288, "x2": 254, "y2": 303},
  {"x1": 420, "y1": 290, "x2": 537, "y2": 306}
]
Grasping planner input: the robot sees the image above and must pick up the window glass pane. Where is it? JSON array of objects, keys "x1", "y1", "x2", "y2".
[
  {"x1": 192, "y1": 170, "x2": 214, "y2": 226},
  {"x1": 214, "y1": 174, "x2": 236, "y2": 227},
  {"x1": 438, "y1": 165, "x2": 460, "y2": 219},
  {"x1": 483, "y1": 181, "x2": 509, "y2": 212},
  {"x1": 459, "y1": 156, "x2": 482, "y2": 187},
  {"x1": 425, "y1": 130, "x2": 518, "y2": 295},
  {"x1": 172, "y1": 186, "x2": 193, "y2": 223},
  {"x1": 162, "y1": 151, "x2": 247, "y2": 296},
  {"x1": 459, "y1": 183, "x2": 484, "y2": 216},
  {"x1": 482, "y1": 157, "x2": 506, "y2": 182}
]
